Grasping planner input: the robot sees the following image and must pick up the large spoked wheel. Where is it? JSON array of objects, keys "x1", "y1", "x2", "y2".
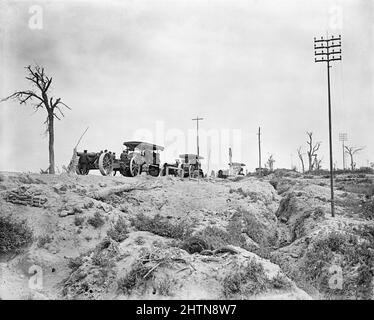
[
  {"x1": 76, "y1": 160, "x2": 89, "y2": 175},
  {"x1": 98, "y1": 152, "x2": 114, "y2": 176},
  {"x1": 188, "y1": 165, "x2": 195, "y2": 178},
  {"x1": 148, "y1": 165, "x2": 160, "y2": 177},
  {"x1": 118, "y1": 160, "x2": 129, "y2": 177},
  {"x1": 130, "y1": 157, "x2": 141, "y2": 177},
  {"x1": 189, "y1": 166, "x2": 203, "y2": 179}
]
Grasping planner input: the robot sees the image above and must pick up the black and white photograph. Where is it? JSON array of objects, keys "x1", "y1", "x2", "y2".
[{"x1": 0, "y1": 0, "x2": 373, "y2": 304}]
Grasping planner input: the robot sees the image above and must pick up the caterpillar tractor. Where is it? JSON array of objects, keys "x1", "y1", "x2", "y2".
[
  {"x1": 116, "y1": 141, "x2": 164, "y2": 177},
  {"x1": 179, "y1": 154, "x2": 204, "y2": 178},
  {"x1": 76, "y1": 141, "x2": 164, "y2": 177}
]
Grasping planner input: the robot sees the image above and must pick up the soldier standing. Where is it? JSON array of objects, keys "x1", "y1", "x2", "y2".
[
  {"x1": 120, "y1": 149, "x2": 128, "y2": 161},
  {"x1": 79, "y1": 150, "x2": 89, "y2": 174}
]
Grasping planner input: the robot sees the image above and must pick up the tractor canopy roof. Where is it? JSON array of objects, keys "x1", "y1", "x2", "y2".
[
  {"x1": 179, "y1": 154, "x2": 204, "y2": 160},
  {"x1": 123, "y1": 141, "x2": 164, "y2": 151}
]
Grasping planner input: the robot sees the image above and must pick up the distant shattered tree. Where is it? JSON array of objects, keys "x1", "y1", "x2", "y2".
[
  {"x1": 306, "y1": 132, "x2": 321, "y2": 171},
  {"x1": 1, "y1": 65, "x2": 70, "y2": 174},
  {"x1": 345, "y1": 146, "x2": 364, "y2": 171},
  {"x1": 313, "y1": 154, "x2": 323, "y2": 171},
  {"x1": 266, "y1": 155, "x2": 275, "y2": 172},
  {"x1": 297, "y1": 147, "x2": 305, "y2": 173}
]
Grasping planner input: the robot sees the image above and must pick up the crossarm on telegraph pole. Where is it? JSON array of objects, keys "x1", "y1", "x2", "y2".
[{"x1": 314, "y1": 34, "x2": 342, "y2": 218}]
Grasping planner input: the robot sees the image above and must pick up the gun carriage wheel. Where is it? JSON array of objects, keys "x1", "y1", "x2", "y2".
[
  {"x1": 129, "y1": 157, "x2": 141, "y2": 177},
  {"x1": 98, "y1": 152, "x2": 114, "y2": 176},
  {"x1": 148, "y1": 165, "x2": 160, "y2": 177},
  {"x1": 76, "y1": 161, "x2": 89, "y2": 175},
  {"x1": 188, "y1": 165, "x2": 195, "y2": 178}
]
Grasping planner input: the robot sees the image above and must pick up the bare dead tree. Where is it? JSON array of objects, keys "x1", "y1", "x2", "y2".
[
  {"x1": 297, "y1": 147, "x2": 305, "y2": 173},
  {"x1": 344, "y1": 146, "x2": 364, "y2": 171},
  {"x1": 1, "y1": 65, "x2": 70, "y2": 174},
  {"x1": 306, "y1": 132, "x2": 321, "y2": 171}
]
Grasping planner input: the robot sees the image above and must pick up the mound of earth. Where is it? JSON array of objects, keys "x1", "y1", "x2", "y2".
[{"x1": 0, "y1": 171, "x2": 373, "y2": 299}]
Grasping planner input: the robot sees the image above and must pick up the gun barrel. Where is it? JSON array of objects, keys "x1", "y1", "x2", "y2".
[{"x1": 77, "y1": 151, "x2": 98, "y2": 157}]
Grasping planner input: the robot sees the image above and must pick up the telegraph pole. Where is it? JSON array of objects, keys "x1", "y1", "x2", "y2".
[
  {"x1": 257, "y1": 127, "x2": 262, "y2": 173},
  {"x1": 314, "y1": 34, "x2": 342, "y2": 217},
  {"x1": 339, "y1": 133, "x2": 348, "y2": 170},
  {"x1": 192, "y1": 116, "x2": 204, "y2": 159},
  {"x1": 192, "y1": 116, "x2": 204, "y2": 181}
]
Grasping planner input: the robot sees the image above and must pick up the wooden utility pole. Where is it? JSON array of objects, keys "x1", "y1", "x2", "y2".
[
  {"x1": 192, "y1": 116, "x2": 204, "y2": 159},
  {"x1": 257, "y1": 127, "x2": 262, "y2": 172},
  {"x1": 192, "y1": 116, "x2": 204, "y2": 182},
  {"x1": 314, "y1": 34, "x2": 342, "y2": 217}
]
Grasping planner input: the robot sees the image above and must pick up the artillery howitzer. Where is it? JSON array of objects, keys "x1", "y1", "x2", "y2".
[
  {"x1": 217, "y1": 162, "x2": 246, "y2": 178},
  {"x1": 217, "y1": 148, "x2": 245, "y2": 178},
  {"x1": 161, "y1": 160, "x2": 184, "y2": 177},
  {"x1": 76, "y1": 141, "x2": 164, "y2": 177},
  {"x1": 76, "y1": 151, "x2": 111, "y2": 175}
]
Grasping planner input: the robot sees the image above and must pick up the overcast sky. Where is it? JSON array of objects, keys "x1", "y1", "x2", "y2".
[{"x1": 0, "y1": 0, "x2": 373, "y2": 173}]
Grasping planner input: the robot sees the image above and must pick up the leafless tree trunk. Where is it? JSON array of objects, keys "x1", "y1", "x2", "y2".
[
  {"x1": 1, "y1": 65, "x2": 70, "y2": 174},
  {"x1": 306, "y1": 132, "x2": 321, "y2": 171},
  {"x1": 48, "y1": 113, "x2": 55, "y2": 173},
  {"x1": 345, "y1": 146, "x2": 364, "y2": 171},
  {"x1": 297, "y1": 147, "x2": 305, "y2": 173}
]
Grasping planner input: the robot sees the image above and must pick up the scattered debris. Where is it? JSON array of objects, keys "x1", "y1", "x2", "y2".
[{"x1": 5, "y1": 186, "x2": 47, "y2": 207}]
